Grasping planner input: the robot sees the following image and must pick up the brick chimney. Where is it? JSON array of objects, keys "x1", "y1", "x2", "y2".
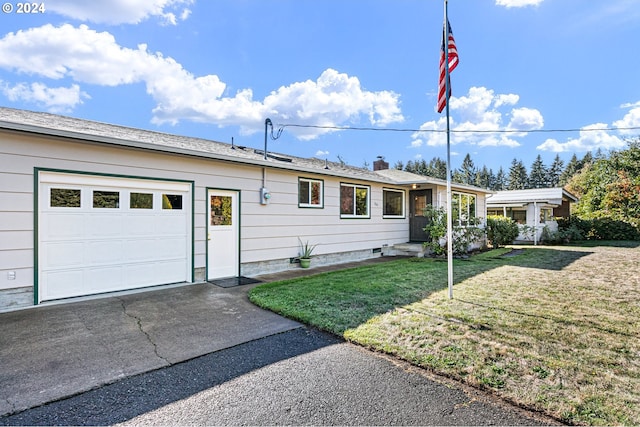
[{"x1": 373, "y1": 156, "x2": 389, "y2": 171}]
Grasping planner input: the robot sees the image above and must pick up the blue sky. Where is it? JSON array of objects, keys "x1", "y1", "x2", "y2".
[{"x1": 1, "y1": 0, "x2": 639, "y2": 173}]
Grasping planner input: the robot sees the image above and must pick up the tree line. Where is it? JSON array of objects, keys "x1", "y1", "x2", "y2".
[
  {"x1": 393, "y1": 149, "x2": 607, "y2": 191},
  {"x1": 394, "y1": 139, "x2": 640, "y2": 238}
]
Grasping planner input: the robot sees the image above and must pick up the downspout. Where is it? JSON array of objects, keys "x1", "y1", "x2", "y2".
[{"x1": 533, "y1": 201, "x2": 538, "y2": 246}]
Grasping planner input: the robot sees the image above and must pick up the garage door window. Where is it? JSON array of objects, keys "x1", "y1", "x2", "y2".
[
  {"x1": 93, "y1": 191, "x2": 120, "y2": 208},
  {"x1": 130, "y1": 192, "x2": 153, "y2": 209},
  {"x1": 50, "y1": 188, "x2": 81, "y2": 207},
  {"x1": 162, "y1": 194, "x2": 183, "y2": 210}
]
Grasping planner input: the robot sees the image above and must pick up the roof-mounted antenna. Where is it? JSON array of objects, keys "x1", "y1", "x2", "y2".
[
  {"x1": 231, "y1": 136, "x2": 235, "y2": 149},
  {"x1": 324, "y1": 158, "x2": 330, "y2": 170}
]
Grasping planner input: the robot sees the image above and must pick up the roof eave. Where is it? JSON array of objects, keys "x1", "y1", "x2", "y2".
[{"x1": 0, "y1": 120, "x2": 401, "y2": 185}]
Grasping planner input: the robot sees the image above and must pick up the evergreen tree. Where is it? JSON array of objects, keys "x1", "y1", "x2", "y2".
[
  {"x1": 559, "y1": 153, "x2": 581, "y2": 185},
  {"x1": 547, "y1": 154, "x2": 564, "y2": 188},
  {"x1": 428, "y1": 157, "x2": 448, "y2": 180},
  {"x1": 494, "y1": 167, "x2": 507, "y2": 190},
  {"x1": 475, "y1": 166, "x2": 492, "y2": 189},
  {"x1": 404, "y1": 160, "x2": 416, "y2": 174},
  {"x1": 456, "y1": 153, "x2": 476, "y2": 185},
  {"x1": 508, "y1": 158, "x2": 528, "y2": 190},
  {"x1": 582, "y1": 151, "x2": 593, "y2": 167},
  {"x1": 528, "y1": 154, "x2": 548, "y2": 188},
  {"x1": 393, "y1": 160, "x2": 404, "y2": 170}
]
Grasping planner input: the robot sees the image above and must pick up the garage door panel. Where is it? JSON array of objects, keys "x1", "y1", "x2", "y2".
[
  {"x1": 124, "y1": 263, "x2": 159, "y2": 287},
  {"x1": 125, "y1": 215, "x2": 158, "y2": 235},
  {"x1": 42, "y1": 270, "x2": 85, "y2": 300},
  {"x1": 157, "y1": 238, "x2": 188, "y2": 258},
  {"x1": 154, "y1": 260, "x2": 188, "y2": 283},
  {"x1": 159, "y1": 216, "x2": 187, "y2": 234},
  {"x1": 42, "y1": 242, "x2": 85, "y2": 268},
  {"x1": 87, "y1": 240, "x2": 124, "y2": 264},
  {"x1": 124, "y1": 239, "x2": 163, "y2": 261},
  {"x1": 44, "y1": 214, "x2": 86, "y2": 239},
  {"x1": 87, "y1": 215, "x2": 124, "y2": 237},
  {"x1": 38, "y1": 173, "x2": 192, "y2": 303},
  {"x1": 87, "y1": 266, "x2": 125, "y2": 292}
]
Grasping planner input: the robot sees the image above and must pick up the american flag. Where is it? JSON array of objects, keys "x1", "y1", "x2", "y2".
[{"x1": 437, "y1": 20, "x2": 459, "y2": 113}]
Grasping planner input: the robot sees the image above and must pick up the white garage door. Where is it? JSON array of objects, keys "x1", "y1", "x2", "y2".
[{"x1": 38, "y1": 172, "x2": 192, "y2": 303}]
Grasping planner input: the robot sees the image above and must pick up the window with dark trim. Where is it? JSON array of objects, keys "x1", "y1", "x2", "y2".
[
  {"x1": 383, "y1": 189, "x2": 405, "y2": 218},
  {"x1": 340, "y1": 183, "x2": 370, "y2": 218},
  {"x1": 298, "y1": 178, "x2": 323, "y2": 208}
]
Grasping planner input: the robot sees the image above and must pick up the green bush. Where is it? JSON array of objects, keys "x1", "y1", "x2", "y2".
[
  {"x1": 422, "y1": 205, "x2": 447, "y2": 256},
  {"x1": 557, "y1": 215, "x2": 640, "y2": 241},
  {"x1": 486, "y1": 215, "x2": 519, "y2": 248},
  {"x1": 422, "y1": 206, "x2": 485, "y2": 255},
  {"x1": 540, "y1": 223, "x2": 583, "y2": 245}
]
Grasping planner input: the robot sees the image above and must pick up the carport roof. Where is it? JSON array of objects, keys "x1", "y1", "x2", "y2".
[{"x1": 486, "y1": 188, "x2": 579, "y2": 206}]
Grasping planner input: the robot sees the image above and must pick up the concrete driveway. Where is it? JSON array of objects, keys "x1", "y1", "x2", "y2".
[{"x1": 0, "y1": 282, "x2": 300, "y2": 416}]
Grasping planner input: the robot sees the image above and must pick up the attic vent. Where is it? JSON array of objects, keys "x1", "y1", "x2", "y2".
[{"x1": 253, "y1": 149, "x2": 293, "y2": 163}]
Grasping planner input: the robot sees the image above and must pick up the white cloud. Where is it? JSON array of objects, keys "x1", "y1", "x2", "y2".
[
  {"x1": 537, "y1": 102, "x2": 640, "y2": 152},
  {"x1": 495, "y1": 0, "x2": 544, "y2": 8},
  {"x1": 47, "y1": 0, "x2": 194, "y2": 25},
  {"x1": 537, "y1": 123, "x2": 625, "y2": 153},
  {"x1": 261, "y1": 69, "x2": 403, "y2": 140},
  {"x1": 1, "y1": 81, "x2": 89, "y2": 113},
  {"x1": 411, "y1": 86, "x2": 542, "y2": 149},
  {"x1": 614, "y1": 104, "x2": 640, "y2": 135},
  {"x1": 507, "y1": 107, "x2": 544, "y2": 133},
  {"x1": 620, "y1": 101, "x2": 640, "y2": 109},
  {"x1": 315, "y1": 150, "x2": 330, "y2": 157},
  {"x1": 0, "y1": 24, "x2": 403, "y2": 139}
]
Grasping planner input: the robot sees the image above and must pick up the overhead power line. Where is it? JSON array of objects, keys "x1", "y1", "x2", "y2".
[{"x1": 280, "y1": 123, "x2": 640, "y2": 134}]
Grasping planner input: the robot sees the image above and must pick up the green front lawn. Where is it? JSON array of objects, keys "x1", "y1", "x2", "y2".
[{"x1": 249, "y1": 244, "x2": 640, "y2": 426}]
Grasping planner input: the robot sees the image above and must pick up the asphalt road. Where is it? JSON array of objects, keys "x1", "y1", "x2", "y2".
[{"x1": 1, "y1": 328, "x2": 555, "y2": 426}]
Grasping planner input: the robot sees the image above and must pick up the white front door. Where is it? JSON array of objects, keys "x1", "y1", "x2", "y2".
[{"x1": 207, "y1": 189, "x2": 239, "y2": 280}]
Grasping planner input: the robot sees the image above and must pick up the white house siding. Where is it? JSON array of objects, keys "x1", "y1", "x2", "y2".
[
  {"x1": 0, "y1": 130, "x2": 409, "y2": 310},
  {"x1": 241, "y1": 169, "x2": 408, "y2": 258}
]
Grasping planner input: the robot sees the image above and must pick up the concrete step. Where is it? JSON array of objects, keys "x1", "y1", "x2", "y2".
[{"x1": 388, "y1": 243, "x2": 428, "y2": 258}]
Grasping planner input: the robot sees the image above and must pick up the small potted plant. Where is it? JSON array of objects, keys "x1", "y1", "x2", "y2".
[{"x1": 298, "y1": 238, "x2": 317, "y2": 268}]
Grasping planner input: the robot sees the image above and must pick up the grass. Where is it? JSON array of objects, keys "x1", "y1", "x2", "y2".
[{"x1": 249, "y1": 243, "x2": 640, "y2": 425}]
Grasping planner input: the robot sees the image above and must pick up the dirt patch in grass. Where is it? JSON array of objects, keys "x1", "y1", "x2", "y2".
[{"x1": 250, "y1": 244, "x2": 640, "y2": 425}]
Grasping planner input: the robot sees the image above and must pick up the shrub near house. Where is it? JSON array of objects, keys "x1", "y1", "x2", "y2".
[
  {"x1": 422, "y1": 206, "x2": 485, "y2": 255},
  {"x1": 486, "y1": 215, "x2": 519, "y2": 248}
]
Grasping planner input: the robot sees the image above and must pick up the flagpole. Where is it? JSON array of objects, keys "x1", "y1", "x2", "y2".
[{"x1": 444, "y1": 0, "x2": 454, "y2": 299}]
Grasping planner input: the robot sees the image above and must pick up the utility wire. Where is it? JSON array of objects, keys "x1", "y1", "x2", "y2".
[{"x1": 280, "y1": 123, "x2": 640, "y2": 134}]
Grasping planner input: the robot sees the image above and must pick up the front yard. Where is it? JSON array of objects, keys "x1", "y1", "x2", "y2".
[{"x1": 249, "y1": 243, "x2": 640, "y2": 425}]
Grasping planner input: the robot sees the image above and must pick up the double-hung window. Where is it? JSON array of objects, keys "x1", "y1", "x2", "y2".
[
  {"x1": 340, "y1": 183, "x2": 370, "y2": 218},
  {"x1": 298, "y1": 178, "x2": 324, "y2": 208}
]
